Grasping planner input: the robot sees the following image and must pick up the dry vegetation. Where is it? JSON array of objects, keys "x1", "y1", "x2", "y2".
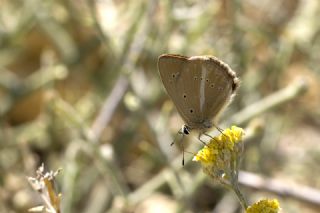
[{"x1": 0, "y1": 0, "x2": 320, "y2": 212}]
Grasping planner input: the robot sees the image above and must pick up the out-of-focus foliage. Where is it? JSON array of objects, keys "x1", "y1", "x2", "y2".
[{"x1": 0, "y1": 0, "x2": 319, "y2": 212}]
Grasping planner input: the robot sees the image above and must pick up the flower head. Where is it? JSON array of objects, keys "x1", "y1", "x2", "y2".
[
  {"x1": 246, "y1": 199, "x2": 280, "y2": 213},
  {"x1": 193, "y1": 125, "x2": 244, "y2": 182}
]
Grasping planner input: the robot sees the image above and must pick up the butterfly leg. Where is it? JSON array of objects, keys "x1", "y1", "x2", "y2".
[
  {"x1": 203, "y1": 132, "x2": 213, "y2": 139},
  {"x1": 213, "y1": 124, "x2": 228, "y2": 137},
  {"x1": 197, "y1": 132, "x2": 208, "y2": 146},
  {"x1": 202, "y1": 132, "x2": 219, "y2": 143}
]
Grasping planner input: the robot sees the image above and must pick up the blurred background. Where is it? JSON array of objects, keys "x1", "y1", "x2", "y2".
[{"x1": 0, "y1": 0, "x2": 320, "y2": 212}]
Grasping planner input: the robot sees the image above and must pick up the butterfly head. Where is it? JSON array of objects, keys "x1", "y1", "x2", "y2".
[{"x1": 179, "y1": 124, "x2": 191, "y2": 135}]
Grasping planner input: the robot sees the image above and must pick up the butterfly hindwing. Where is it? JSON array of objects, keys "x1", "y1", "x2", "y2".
[{"x1": 200, "y1": 57, "x2": 237, "y2": 123}]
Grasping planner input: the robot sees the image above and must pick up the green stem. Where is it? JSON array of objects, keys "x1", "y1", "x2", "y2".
[
  {"x1": 219, "y1": 174, "x2": 248, "y2": 210},
  {"x1": 231, "y1": 182, "x2": 248, "y2": 210}
]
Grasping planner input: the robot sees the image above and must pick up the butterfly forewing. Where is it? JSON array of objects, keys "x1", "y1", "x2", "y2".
[{"x1": 158, "y1": 55, "x2": 203, "y2": 125}]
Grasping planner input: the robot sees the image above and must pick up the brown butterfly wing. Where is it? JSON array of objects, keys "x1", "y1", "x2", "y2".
[
  {"x1": 158, "y1": 54, "x2": 204, "y2": 127},
  {"x1": 198, "y1": 56, "x2": 239, "y2": 124}
]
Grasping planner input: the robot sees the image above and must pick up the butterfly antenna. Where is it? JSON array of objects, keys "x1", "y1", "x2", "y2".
[
  {"x1": 180, "y1": 135, "x2": 198, "y2": 166},
  {"x1": 179, "y1": 133, "x2": 185, "y2": 166},
  {"x1": 170, "y1": 131, "x2": 182, "y2": 146},
  {"x1": 182, "y1": 149, "x2": 198, "y2": 166},
  {"x1": 182, "y1": 141, "x2": 184, "y2": 166},
  {"x1": 171, "y1": 125, "x2": 191, "y2": 166}
]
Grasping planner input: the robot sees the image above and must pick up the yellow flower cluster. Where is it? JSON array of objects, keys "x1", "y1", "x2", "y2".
[
  {"x1": 193, "y1": 126, "x2": 244, "y2": 166},
  {"x1": 246, "y1": 199, "x2": 280, "y2": 213}
]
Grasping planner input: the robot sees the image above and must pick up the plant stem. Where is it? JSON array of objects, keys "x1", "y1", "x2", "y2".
[{"x1": 232, "y1": 182, "x2": 248, "y2": 210}]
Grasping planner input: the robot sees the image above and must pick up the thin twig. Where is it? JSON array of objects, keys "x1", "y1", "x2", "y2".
[
  {"x1": 90, "y1": 0, "x2": 155, "y2": 141},
  {"x1": 90, "y1": 76, "x2": 129, "y2": 141},
  {"x1": 239, "y1": 171, "x2": 320, "y2": 207},
  {"x1": 49, "y1": 95, "x2": 130, "y2": 197},
  {"x1": 228, "y1": 79, "x2": 308, "y2": 125}
]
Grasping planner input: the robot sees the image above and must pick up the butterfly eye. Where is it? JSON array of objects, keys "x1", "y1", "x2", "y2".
[
  {"x1": 194, "y1": 76, "x2": 198, "y2": 80},
  {"x1": 210, "y1": 83, "x2": 214, "y2": 88},
  {"x1": 206, "y1": 79, "x2": 209, "y2": 83},
  {"x1": 183, "y1": 94, "x2": 187, "y2": 99},
  {"x1": 232, "y1": 82, "x2": 237, "y2": 91},
  {"x1": 189, "y1": 109, "x2": 194, "y2": 113}
]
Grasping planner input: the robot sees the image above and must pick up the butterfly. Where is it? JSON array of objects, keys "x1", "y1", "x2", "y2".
[{"x1": 158, "y1": 54, "x2": 239, "y2": 163}]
